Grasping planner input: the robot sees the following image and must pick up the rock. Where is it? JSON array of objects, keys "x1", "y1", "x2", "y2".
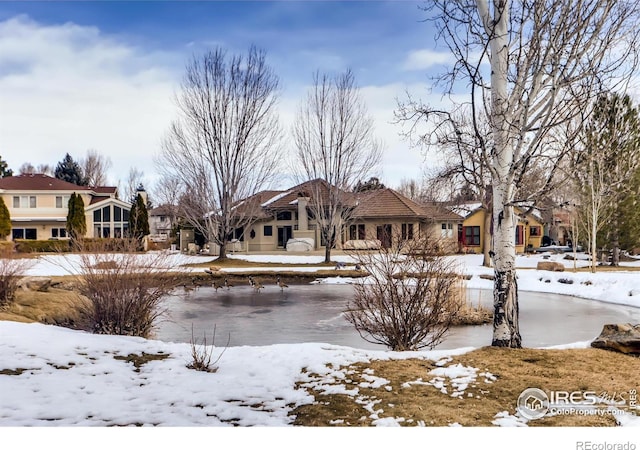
[
  {"x1": 286, "y1": 238, "x2": 314, "y2": 252},
  {"x1": 536, "y1": 261, "x2": 565, "y2": 272},
  {"x1": 591, "y1": 323, "x2": 640, "y2": 355},
  {"x1": 18, "y1": 276, "x2": 53, "y2": 292}
]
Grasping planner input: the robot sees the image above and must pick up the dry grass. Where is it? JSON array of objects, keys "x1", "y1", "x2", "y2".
[
  {"x1": 0, "y1": 287, "x2": 89, "y2": 327},
  {"x1": 183, "y1": 258, "x2": 337, "y2": 269},
  {"x1": 293, "y1": 347, "x2": 640, "y2": 427},
  {"x1": 573, "y1": 266, "x2": 640, "y2": 272}
]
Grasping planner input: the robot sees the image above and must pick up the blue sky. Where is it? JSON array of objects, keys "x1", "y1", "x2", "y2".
[{"x1": 0, "y1": 1, "x2": 455, "y2": 192}]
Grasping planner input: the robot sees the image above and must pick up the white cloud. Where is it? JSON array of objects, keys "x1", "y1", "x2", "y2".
[
  {"x1": 402, "y1": 48, "x2": 453, "y2": 71},
  {"x1": 0, "y1": 15, "x2": 457, "y2": 194},
  {"x1": 0, "y1": 15, "x2": 179, "y2": 187}
]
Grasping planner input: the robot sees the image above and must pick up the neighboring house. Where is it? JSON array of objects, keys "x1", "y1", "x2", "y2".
[
  {"x1": 0, "y1": 173, "x2": 131, "y2": 241},
  {"x1": 450, "y1": 202, "x2": 544, "y2": 254},
  {"x1": 227, "y1": 180, "x2": 462, "y2": 253},
  {"x1": 148, "y1": 204, "x2": 177, "y2": 242},
  {"x1": 546, "y1": 206, "x2": 575, "y2": 246}
]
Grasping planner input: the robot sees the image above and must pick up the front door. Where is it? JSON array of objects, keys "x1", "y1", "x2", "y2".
[
  {"x1": 277, "y1": 226, "x2": 293, "y2": 248},
  {"x1": 376, "y1": 224, "x2": 392, "y2": 249}
]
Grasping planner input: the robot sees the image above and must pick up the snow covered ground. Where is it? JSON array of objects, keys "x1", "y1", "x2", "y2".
[{"x1": 3, "y1": 250, "x2": 640, "y2": 446}]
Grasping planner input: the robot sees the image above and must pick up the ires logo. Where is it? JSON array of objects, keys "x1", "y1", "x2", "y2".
[{"x1": 517, "y1": 388, "x2": 630, "y2": 420}]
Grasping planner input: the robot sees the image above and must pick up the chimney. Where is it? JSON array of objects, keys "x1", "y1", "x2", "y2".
[{"x1": 297, "y1": 196, "x2": 309, "y2": 231}]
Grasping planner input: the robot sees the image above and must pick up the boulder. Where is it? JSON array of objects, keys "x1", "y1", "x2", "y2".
[
  {"x1": 536, "y1": 261, "x2": 565, "y2": 272},
  {"x1": 18, "y1": 276, "x2": 53, "y2": 292},
  {"x1": 286, "y1": 238, "x2": 314, "y2": 252},
  {"x1": 591, "y1": 323, "x2": 640, "y2": 355}
]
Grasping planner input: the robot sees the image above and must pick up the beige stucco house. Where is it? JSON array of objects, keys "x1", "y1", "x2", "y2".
[
  {"x1": 226, "y1": 180, "x2": 463, "y2": 253},
  {"x1": 0, "y1": 173, "x2": 131, "y2": 241}
]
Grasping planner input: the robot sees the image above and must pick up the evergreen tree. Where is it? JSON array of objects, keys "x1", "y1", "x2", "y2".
[
  {"x1": 613, "y1": 168, "x2": 640, "y2": 253},
  {"x1": 0, "y1": 156, "x2": 12, "y2": 178},
  {"x1": 55, "y1": 153, "x2": 88, "y2": 186},
  {"x1": 128, "y1": 193, "x2": 150, "y2": 239},
  {"x1": 578, "y1": 93, "x2": 640, "y2": 266},
  {"x1": 0, "y1": 197, "x2": 11, "y2": 239},
  {"x1": 66, "y1": 193, "x2": 87, "y2": 241},
  {"x1": 353, "y1": 177, "x2": 386, "y2": 193}
]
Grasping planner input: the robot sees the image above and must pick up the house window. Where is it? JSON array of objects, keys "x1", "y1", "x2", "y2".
[
  {"x1": 229, "y1": 227, "x2": 244, "y2": 242},
  {"x1": 530, "y1": 226, "x2": 541, "y2": 237},
  {"x1": 12, "y1": 196, "x2": 36, "y2": 208},
  {"x1": 441, "y1": 223, "x2": 453, "y2": 238},
  {"x1": 349, "y1": 224, "x2": 365, "y2": 240},
  {"x1": 264, "y1": 225, "x2": 273, "y2": 236},
  {"x1": 51, "y1": 228, "x2": 68, "y2": 239},
  {"x1": 464, "y1": 226, "x2": 481, "y2": 246},
  {"x1": 401, "y1": 223, "x2": 414, "y2": 240},
  {"x1": 93, "y1": 204, "x2": 129, "y2": 239},
  {"x1": 55, "y1": 196, "x2": 70, "y2": 208},
  {"x1": 516, "y1": 225, "x2": 524, "y2": 246},
  {"x1": 276, "y1": 211, "x2": 292, "y2": 221},
  {"x1": 12, "y1": 228, "x2": 37, "y2": 240}
]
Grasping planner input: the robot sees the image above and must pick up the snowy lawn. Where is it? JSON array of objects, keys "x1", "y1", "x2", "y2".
[{"x1": 2, "y1": 250, "x2": 640, "y2": 438}]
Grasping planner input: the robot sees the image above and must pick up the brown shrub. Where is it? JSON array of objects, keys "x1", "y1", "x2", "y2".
[
  {"x1": 0, "y1": 250, "x2": 34, "y2": 308},
  {"x1": 68, "y1": 239, "x2": 182, "y2": 337},
  {"x1": 344, "y1": 232, "x2": 462, "y2": 351}
]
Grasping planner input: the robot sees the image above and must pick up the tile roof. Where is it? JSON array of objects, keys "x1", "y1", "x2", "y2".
[
  {"x1": 233, "y1": 190, "x2": 286, "y2": 219},
  {"x1": 263, "y1": 179, "x2": 357, "y2": 210},
  {"x1": 354, "y1": 189, "x2": 462, "y2": 221},
  {"x1": 0, "y1": 173, "x2": 92, "y2": 191},
  {"x1": 149, "y1": 204, "x2": 177, "y2": 216},
  {"x1": 92, "y1": 186, "x2": 118, "y2": 195},
  {"x1": 238, "y1": 183, "x2": 464, "y2": 222},
  {"x1": 447, "y1": 202, "x2": 484, "y2": 219}
]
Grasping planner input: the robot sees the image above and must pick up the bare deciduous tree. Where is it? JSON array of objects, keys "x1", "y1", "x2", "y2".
[
  {"x1": 397, "y1": 0, "x2": 639, "y2": 348},
  {"x1": 150, "y1": 175, "x2": 182, "y2": 236},
  {"x1": 344, "y1": 231, "x2": 463, "y2": 351},
  {"x1": 292, "y1": 69, "x2": 382, "y2": 262},
  {"x1": 120, "y1": 168, "x2": 147, "y2": 204},
  {"x1": 157, "y1": 46, "x2": 281, "y2": 260},
  {"x1": 19, "y1": 162, "x2": 53, "y2": 176},
  {"x1": 80, "y1": 149, "x2": 112, "y2": 187}
]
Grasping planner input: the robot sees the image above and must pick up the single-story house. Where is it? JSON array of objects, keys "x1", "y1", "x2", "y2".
[{"x1": 225, "y1": 180, "x2": 463, "y2": 253}]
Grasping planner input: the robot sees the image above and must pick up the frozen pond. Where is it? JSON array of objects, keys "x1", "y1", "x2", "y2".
[{"x1": 153, "y1": 283, "x2": 640, "y2": 351}]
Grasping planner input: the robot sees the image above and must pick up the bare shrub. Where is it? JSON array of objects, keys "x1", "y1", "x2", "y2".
[
  {"x1": 344, "y1": 232, "x2": 463, "y2": 351},
  {"x1": 73, "y1": 239, "x2": 182, "y2": 337},
  {"x1": 451, "y1": 286, "x2": 492, "y2": 326},
  {"x1": 186, "y1": 324, "x2": 229, "y2": 373},
  {"x1": 0, "y1": 251, "x2": 34, "y2": 308}
]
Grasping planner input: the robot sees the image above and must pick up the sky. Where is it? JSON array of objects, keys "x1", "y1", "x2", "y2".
[
  {"x1": 2, "y1": 250, "x2": 640, "y2": 442},
  {"x1": 0, "y1": 1, "x2": 457, "y2": 194}
]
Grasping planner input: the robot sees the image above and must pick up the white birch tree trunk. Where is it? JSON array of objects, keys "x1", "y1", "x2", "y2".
[{"x1": 479, "y1": 0, "x2": 522, "y2": 347}]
